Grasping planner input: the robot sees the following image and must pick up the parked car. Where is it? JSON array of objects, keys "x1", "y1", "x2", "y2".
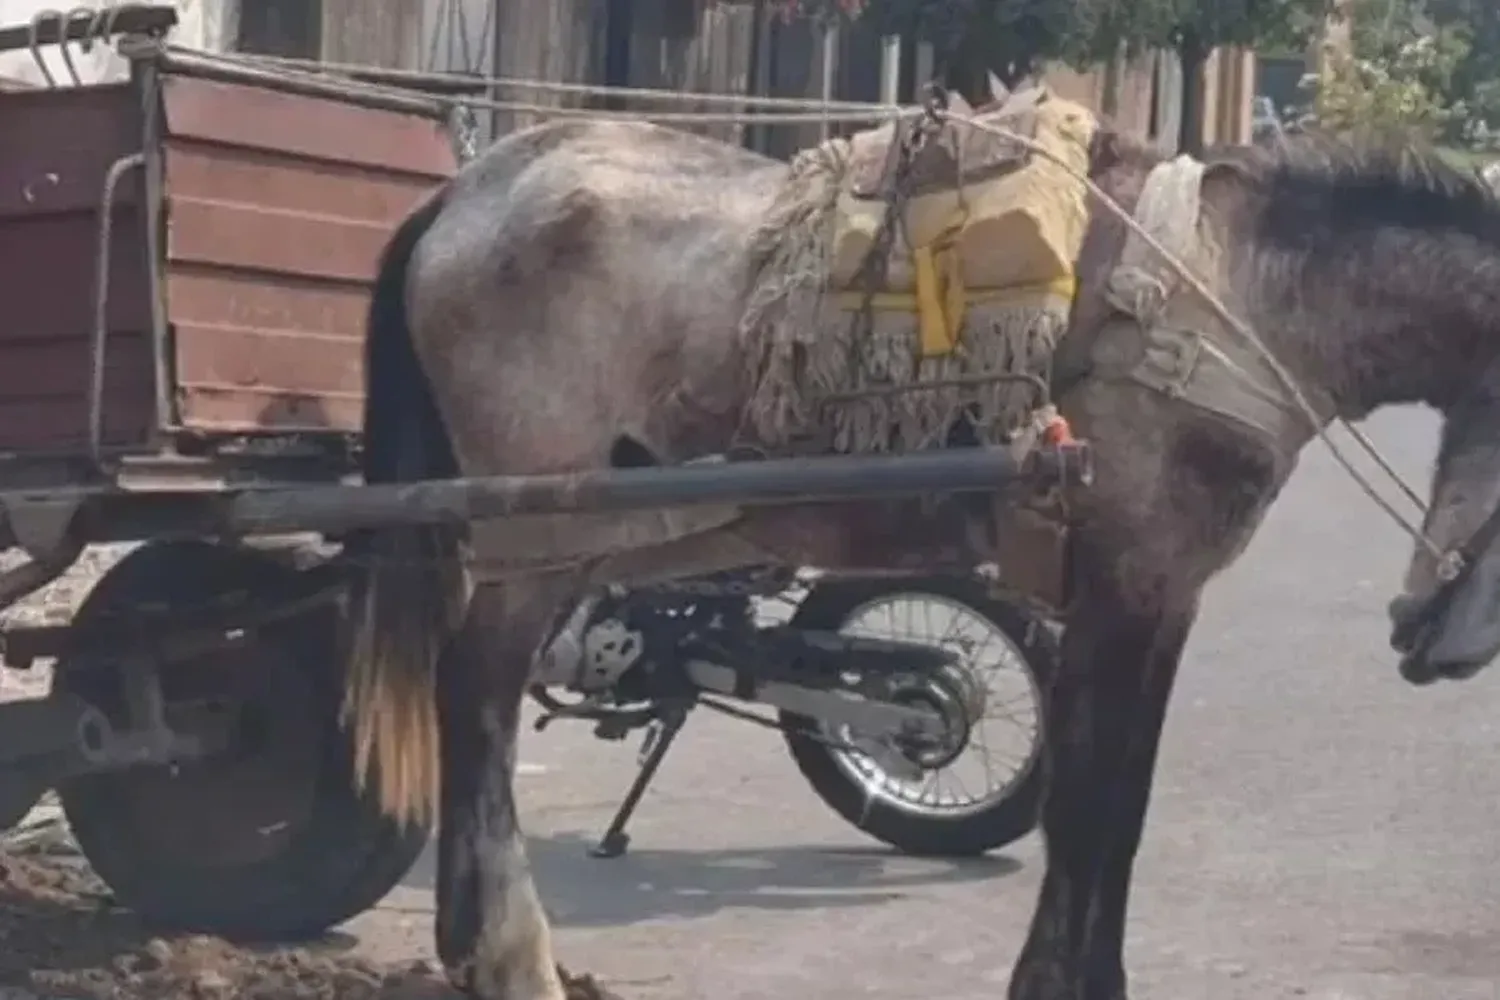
[{"x1": 1251, "y1": 96, "x2": 1285, "y2": 144}]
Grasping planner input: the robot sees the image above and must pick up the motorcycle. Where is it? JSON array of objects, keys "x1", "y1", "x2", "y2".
[{"x1": 529, "y1": 568, "x2": 1057, "y2": 858}]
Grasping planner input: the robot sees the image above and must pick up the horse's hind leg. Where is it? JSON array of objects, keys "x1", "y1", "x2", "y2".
[{"x1": 436, "y1": 576, "x2": 580, "y2": 1000}]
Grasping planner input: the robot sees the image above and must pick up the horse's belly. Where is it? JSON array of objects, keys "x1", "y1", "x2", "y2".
[{"x1": 464, "y1": 505, "x2": 748, "y2": 584}]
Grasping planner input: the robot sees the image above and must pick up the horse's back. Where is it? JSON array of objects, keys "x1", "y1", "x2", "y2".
[
  {"x1": 431, "y1": 118, "x2": 784, "y2": 260},
  {"x1": 403, "y1": 117, "x2": 787, "y2": 481}
]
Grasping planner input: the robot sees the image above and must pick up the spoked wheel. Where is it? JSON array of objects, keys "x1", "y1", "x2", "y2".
[
  {"x1": 781, "y1": 577, "x2": 1054, "y2": 857},
  {"x1": 51, "y1": 541, "x2": 430, "y2": 939}
]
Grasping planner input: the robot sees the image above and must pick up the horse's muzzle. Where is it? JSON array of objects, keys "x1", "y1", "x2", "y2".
[
  {"x1": 1387, "y1": 592, "x2": 1478, "y2": 684},
  {"x1": 1399, "y1": 651, "x2": 1486, "y2": 685},
  {"x1": 1387, "y1": 592, "x2": 1427, "y2": 654}
]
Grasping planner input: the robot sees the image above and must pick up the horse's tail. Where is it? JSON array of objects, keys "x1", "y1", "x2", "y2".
[{"x1": 343, "y1": 185, "x2": 468, "y2": 826}]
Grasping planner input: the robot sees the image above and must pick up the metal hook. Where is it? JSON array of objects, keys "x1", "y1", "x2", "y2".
[
  {"x1": 54, "y1": 5, "x2": 102, "y2": 85},
  {"x1": 77, "y1": 3, "x2": 112, "y2": 53},
  {"x1": 96, "y1": 2, "x2": 145, "y2": 45},
  {"x1": 26, "y1": 10, "x2": 63, "y2": 88}
]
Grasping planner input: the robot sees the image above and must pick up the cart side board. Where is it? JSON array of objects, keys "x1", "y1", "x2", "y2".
[
  {"x1": 0, "y1": 48, "x2": 457, "y2": 469},
  {"x1": 159, "y1": 72, "x2": 456, "y2": 437},
  {"x1": 0, "y1": 83, "x2": 154, "y2": 453}
]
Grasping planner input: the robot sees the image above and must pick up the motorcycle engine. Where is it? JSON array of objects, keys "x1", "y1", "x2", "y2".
[
  {"x1": 532, "y1": 569, "x2": 791, "y2": 695},
  {"x1": 534, "y1": 597, "x2": 647, "y2": 693}
]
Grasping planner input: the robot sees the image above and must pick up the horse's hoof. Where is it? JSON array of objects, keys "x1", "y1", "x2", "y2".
[{"x1": 558, "y1": 965, "x2": 625, "y2": 1000}]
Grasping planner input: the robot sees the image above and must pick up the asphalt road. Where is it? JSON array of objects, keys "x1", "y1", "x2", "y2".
[{"x1": 349, "y1": 404, "x2": 1500, "y2": 1000}]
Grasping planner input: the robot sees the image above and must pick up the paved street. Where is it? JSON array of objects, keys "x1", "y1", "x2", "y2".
[{"x1": 343, "y1": 404, "x2": 1500, "y2": 1000}]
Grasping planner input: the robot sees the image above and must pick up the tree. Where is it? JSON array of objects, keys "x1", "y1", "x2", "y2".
[
  {"x1": 1424, "y1": 0, "x2": 1500, "y2": 143},
  {"x1": 767, "y1": 0, "x2": 1134, "y2": 103},
  {"x1": 1302, "y1": 0, "x2": 1470, "y2": 141},
  {"x1": 1308, "y1": 33, "x2": 1469, "y2": 137},
  {"x1": 765, "y1": 0, "x2": 1334, "y2": 151},
  {"x1": 1130, "y1": 0, "x2": 1335, "y2": 153}
]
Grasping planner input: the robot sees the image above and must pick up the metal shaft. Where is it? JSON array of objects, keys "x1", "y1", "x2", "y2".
[{"x1": 219, "y1": 445, "x2": 1081, "y2": 536}]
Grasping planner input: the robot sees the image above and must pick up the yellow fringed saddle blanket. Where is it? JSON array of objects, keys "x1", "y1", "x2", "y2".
[
  {"x1": 830, "y1": 87, "x2": 1096, "y2": 357},
  {"x1": 738, "y1": 86, "x2": 1097, "y2": 454}
]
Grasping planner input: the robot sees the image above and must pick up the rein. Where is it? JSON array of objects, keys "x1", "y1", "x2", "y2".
[
  {"x1": 938, "y1": 111, "x2": 1447, "y2": 566},
  {"x1": 1393, "y1": 502, "x2": 1500, "y2": 656}
]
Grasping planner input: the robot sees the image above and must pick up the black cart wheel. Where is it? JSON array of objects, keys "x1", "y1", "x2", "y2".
[
  {"x1": 52, "y1": 540, "x2": 430, "y2": 940},
  {"x1": 781, "y1": 576, "x2": 1056, "y2": 857}
]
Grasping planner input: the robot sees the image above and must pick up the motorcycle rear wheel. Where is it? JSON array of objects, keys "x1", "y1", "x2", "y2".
[{"x1": 781, "y1": 576, "x2": 1055, "y2": 857}]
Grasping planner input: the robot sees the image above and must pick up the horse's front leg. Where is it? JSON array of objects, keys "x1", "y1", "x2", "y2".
[
  {"x1": 1009, "y1": 543, "x2": 1196, "y2": 1000},
  {"x1": 436, "y1": 581, "x2": 578, "y2": 1000}
]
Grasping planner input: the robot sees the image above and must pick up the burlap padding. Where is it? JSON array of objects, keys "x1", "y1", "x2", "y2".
[
  {"x1": 736, "y1": 87, "x2": 1097, "y2": 455},
  {"x1": 830, "y1": 88, "x2": 1096, "y2": 295}
]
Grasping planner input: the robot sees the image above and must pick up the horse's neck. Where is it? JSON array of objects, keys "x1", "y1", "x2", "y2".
[{"x1": 1259, "y1": 234, "x2": 1500, "y2": 421}]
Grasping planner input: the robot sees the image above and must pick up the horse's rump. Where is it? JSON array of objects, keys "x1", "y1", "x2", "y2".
[{"x1": 738, "y1": 88, "x2": 1098, "y2": 455}]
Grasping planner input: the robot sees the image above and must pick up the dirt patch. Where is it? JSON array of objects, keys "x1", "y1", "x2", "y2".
[{"x1": 0, "y1": 849, "x2": 617, "y2": 1000}]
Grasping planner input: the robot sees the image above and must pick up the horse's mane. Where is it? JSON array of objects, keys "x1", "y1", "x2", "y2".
[
  {"x1": 1210, "y1": 130, "x2": 1500, "y2": 247},
  {"x1": 1086, "y1": 120, "x2": 1500, "y2": 250}
]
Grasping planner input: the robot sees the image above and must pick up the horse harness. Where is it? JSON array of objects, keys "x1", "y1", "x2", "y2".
[
  {"x1": 1077, "y1": 155, "x2": 1492, "y2": 666},
  {"x1": 1081, "y1": 155, "x2": 1313, "y2": 454}
]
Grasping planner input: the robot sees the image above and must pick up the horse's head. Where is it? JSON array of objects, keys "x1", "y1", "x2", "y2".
[{"x1": 1390, "y1": 375, "x2": 1500, "y2": 683}]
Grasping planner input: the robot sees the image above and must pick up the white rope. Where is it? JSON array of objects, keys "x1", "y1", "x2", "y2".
[
  {"x1": 154, "y1": 41, "x2": 1437, "y2": 553},
  {"x1": 171, "y1": 46, "x2": 915, "y2": 115},
  {"x1": 168, "y1": 45, "x2": 914, "y2": 127}
]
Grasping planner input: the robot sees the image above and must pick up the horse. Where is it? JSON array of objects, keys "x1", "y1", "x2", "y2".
[{"x1": 342, "y1": 107, "x2": 1500, "y2": 1000}]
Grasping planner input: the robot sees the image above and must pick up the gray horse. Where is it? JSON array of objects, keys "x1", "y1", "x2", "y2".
[{"x1": 342, "y1": 110, "x2": 1500, "y2": 1000}]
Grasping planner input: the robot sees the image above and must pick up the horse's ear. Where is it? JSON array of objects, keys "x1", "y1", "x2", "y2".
[
  {"x1": 987, "y1": 71, "x2": 1009, "y2": 105},
  {"x1": 1089, "y1": 127, "x2": 1124, "y2": 173}
]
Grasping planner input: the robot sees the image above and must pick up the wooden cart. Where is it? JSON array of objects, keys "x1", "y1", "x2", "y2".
[{"x1": 0, "y1": 7, "x2": 1087, "y2": 936}]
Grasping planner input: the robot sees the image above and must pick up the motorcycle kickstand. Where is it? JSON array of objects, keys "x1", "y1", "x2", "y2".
[{"x1": 589, "y1": 702, "x2": 691, "y2": 859}]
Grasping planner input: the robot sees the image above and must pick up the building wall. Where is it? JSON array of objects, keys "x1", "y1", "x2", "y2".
[
  {"x1": 759, "y1": 20, "x2": 1256, "y2": 157},
  {"x1": 419, "y1": 0, "x2": 494, "y2": 76},
  {"x1": 1045, "y1": 46, "x2": 1256, "y2": 151},
  {"x1": 0, "y1": 0, "x2": 442, "y2": 89},
  {"x1": 0, "y1": 0, "x2": 1257, "y2": 152},
  {"x1": 1043, "y1": 53, "x2": 1157, "y2": 137},
  {"x1": 322, "y1": 0, "x2": 423, "y2": 68},
  {"x1": 614, "y1": 0, "x2": 760, "y2": 144}
]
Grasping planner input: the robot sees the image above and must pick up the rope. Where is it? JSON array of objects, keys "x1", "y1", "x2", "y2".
[
  {"x1": 936, "y1": 113, "x2": 1438, "y2": 554},
  {"x1": 171, "y1": 45, "x2": 916, "y2": 118},
  {"x1": 193, "y1": 47, "x2": 908, "y2": 111},
  {"x1": 141, "y1": 43, "x2": 1439, "y2": 556}
]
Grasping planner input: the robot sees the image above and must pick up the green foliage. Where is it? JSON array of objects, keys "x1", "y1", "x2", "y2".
[
  {"x1": 1302, "y1": 0, "x2": 1473, "y2": 140},
  {"x1": 1158, "y1": 0, "x2": 1331, "y2": 51},
  {"x1": 1110, "y1": 0, "x2": 1333, "y2": 152},
  {"x1": 762, "y1": 0, "x2": 1330, "y2": 138},
  {"x1": 1307, "y1": 34, "x2": 1469, "y2": 137},
  {"x1": 1424, "y1": 0, "x2": 1500, "y2": 143},
  {"x1": 764, "y1": 0, "x2": 1141, "y2": 84}
]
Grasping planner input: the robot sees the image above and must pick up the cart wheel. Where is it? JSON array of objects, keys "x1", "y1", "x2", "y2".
[
  {"x1": 52, "y1": 540, "x2": 430, "y2": 940},
  {"x1": 781, "y1": 576, "x2": 1055, "y2": 857}
]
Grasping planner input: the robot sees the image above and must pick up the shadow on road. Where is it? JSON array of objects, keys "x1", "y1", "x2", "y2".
[{"x1": 401, "y1": 831, "x2": 1024, "y2": 928}]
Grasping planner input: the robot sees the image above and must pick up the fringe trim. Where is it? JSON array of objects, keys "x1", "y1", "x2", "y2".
[{"x1": 738, "y1": 142, "x2": 1073, "y2": 454}]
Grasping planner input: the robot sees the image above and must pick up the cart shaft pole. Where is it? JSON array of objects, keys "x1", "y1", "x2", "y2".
[{"x1": 219, "y1": 445, "x2": 1084, "y2": 536}]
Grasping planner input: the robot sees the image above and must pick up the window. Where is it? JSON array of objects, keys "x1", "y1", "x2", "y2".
[{"x1": 236, "y1": 0, "x2": 322, "y2": 60}]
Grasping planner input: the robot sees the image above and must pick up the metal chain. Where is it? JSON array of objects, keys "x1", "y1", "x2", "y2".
[
  {"x1": 844, "y1": 85, "x2": 948, "y2": 369},
  {"x1": 449, "y1": 103, "x2": 482, "y2": 162}
]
